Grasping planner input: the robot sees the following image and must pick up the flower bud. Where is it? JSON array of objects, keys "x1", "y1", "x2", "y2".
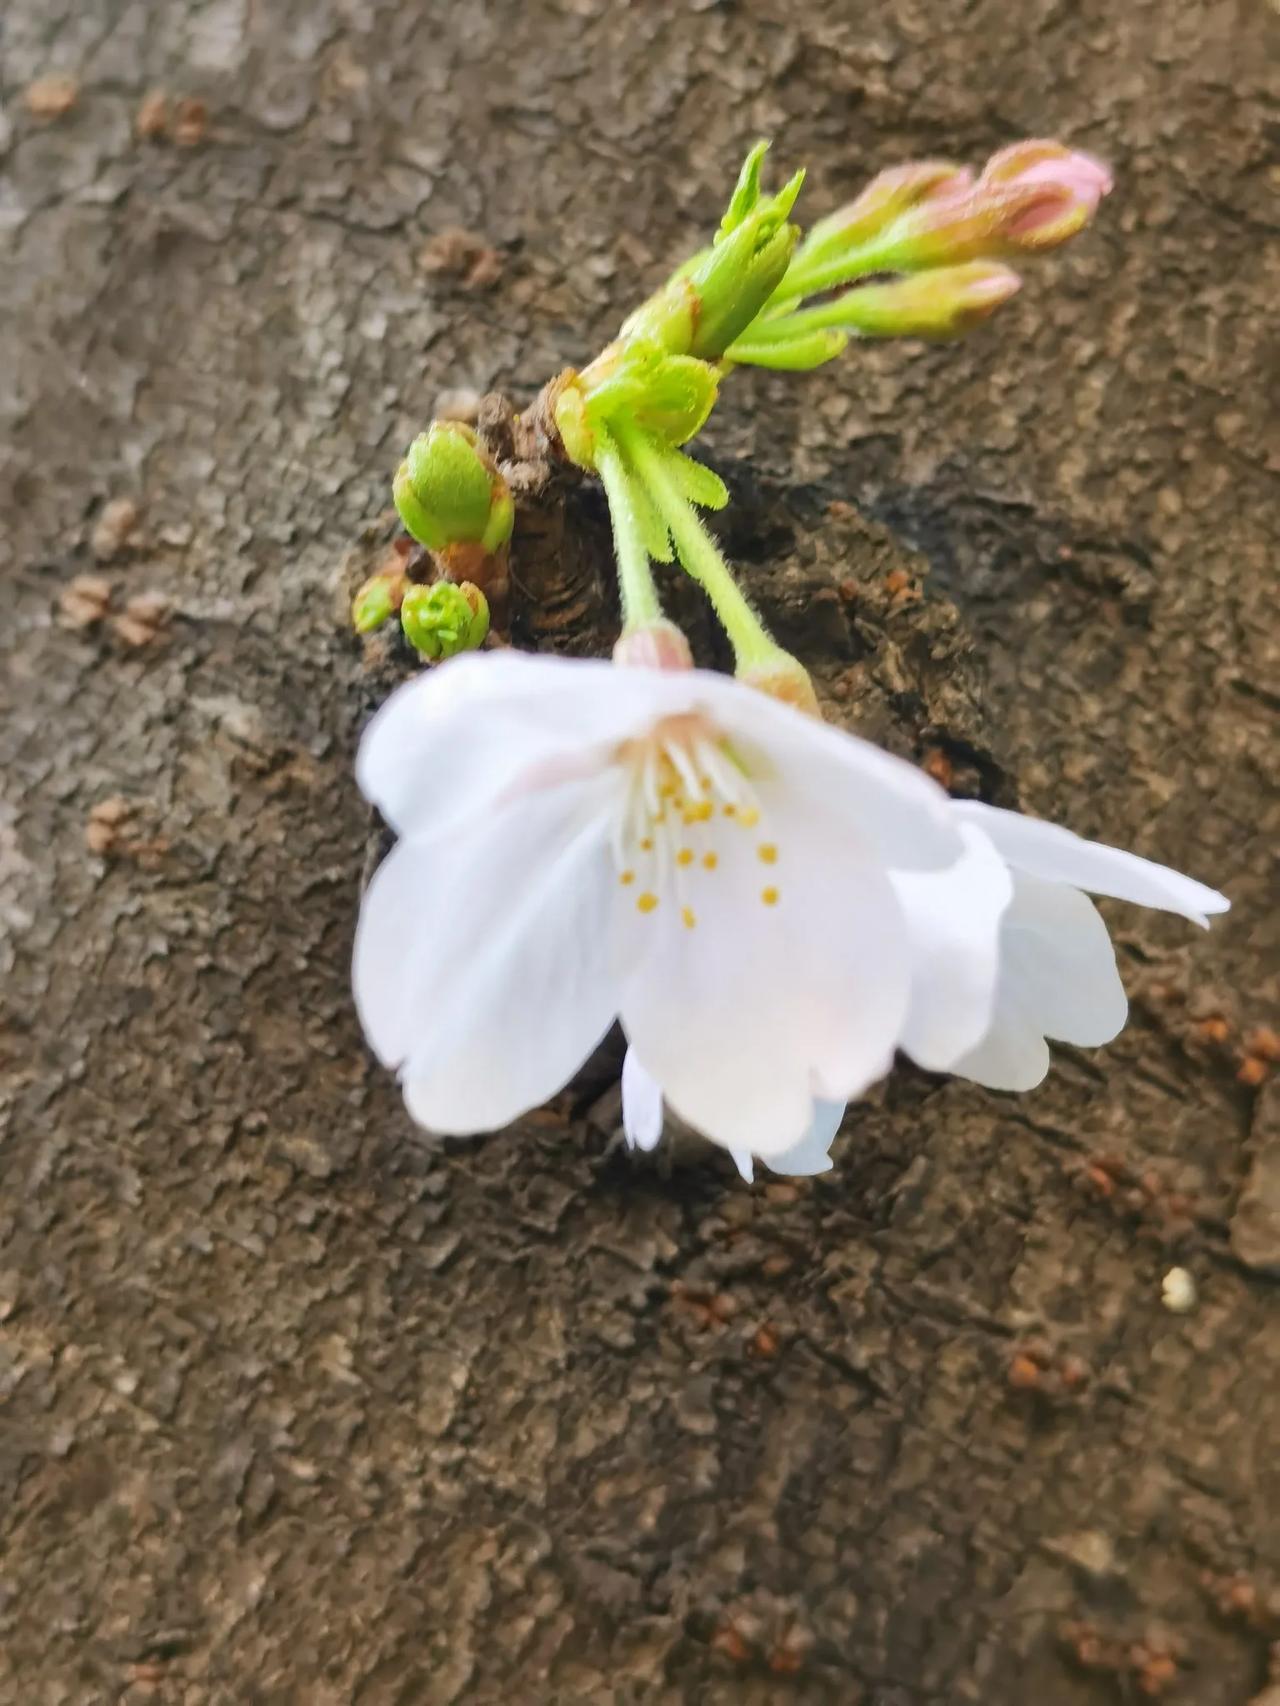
[
  {"x1": 393, "y1": 422, "x2": 514, "y2": 554},
  {"x1": 612, "y1": 619, "x2": 694, "y2": 672},
  {"x1": 849, "y1": 264, "x2": 1022, "y2": 336},
  {"x1": 778, "y1": 141, "x2": 1111, "y2": 298},
  {"x1": 351, "y1": 569, "x2": 409, "y2": 633},
  {"x1": 619, "y1": 160, "x2": 805, "y2": 362},
  {"x1": 886, "y1": 143, "x2": 1113, "y2": 268},
  {"x1": 745, "y1": 262, "x2": 1021, "y2": 349},
  {"x1": 400, "y1": 580, "x2": 490, "y2": 661},
  {"x1": 687, "y1": 171, "x2": 804, "y2": 359},
  {"x1": 558, "y1": 344, "x2": 720, "y2": 468},
  {"x1": 793, "y1": 161, "x2": 972, "y2": 278}
]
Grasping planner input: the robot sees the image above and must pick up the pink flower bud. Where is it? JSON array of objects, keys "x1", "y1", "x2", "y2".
[
  {"x1": 981, "y1": 141, "x2": 1113, "y2": 210},
  {"x1": 876, "y1": 141, "x2": 1113, "y2": 268},
  {"x1": 834, "y1": 262, "x2": 1023, "y2": 338},
  {"x1": 976, "y1": 141, "x2": 1112, "y2": 251},
  {"x1": 613, "y1": 620, "x2": 694, "y2": 672},
  {"x1": 802, "y1": 161, "x2": 973, "y2": 260}
]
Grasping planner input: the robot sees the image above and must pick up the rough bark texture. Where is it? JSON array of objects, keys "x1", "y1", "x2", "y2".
[{"x1": 2, "y1": 2, "x2": 1277, "y2": 1702}]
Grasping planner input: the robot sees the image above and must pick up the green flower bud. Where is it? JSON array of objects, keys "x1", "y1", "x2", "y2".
[
  {"x1": 586, "y1": 344, "x2": 719, "y2": 448},
  {"x1": 393, "y1": 422, "x2": 514, "y2": 553},
  {"x1": 400, "y1": 580, "x2": 490, "y2": 661},
  {"x1": 617, "y1": 159, "x2": 804, "y2": 363},
  {"x1": 686, "y1": 169, "x2": 805, "y2": 359},
  {"x1": 733, "y1": 261, "x2": 1022, "y2": 352},
  {"x1": 351, "y1": 571, "x2": 407, "y2": 634}
]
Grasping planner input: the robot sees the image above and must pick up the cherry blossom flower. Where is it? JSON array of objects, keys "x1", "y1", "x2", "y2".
[
  {"x1": 353, "y1": 650, "x2": 998, "y2": 1159},
  {"x1": 353, "y1": 651, "x2": 1228, "y2": 1172}
]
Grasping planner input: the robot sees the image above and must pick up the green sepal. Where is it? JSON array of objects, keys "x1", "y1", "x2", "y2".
[
  {"x1": 718, "y1": 139, "x2": 770, "y2": 237},
  {"x1": 663, "y1": 448, "x2": 729, "y2": 511},
  {"x1": 631, "y1": 474, "x2": 674, "y2": 563}
]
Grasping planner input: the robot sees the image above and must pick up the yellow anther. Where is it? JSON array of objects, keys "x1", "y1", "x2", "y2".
[
  {"x1": 758, "y1": 843, "x2": 778, "y2": 865},
  {"x1": 681, "y1": 906, "x2": 696, "y2": 930},
  {"x1": 761, "y1": 885, "x2": 779, "y2": 907},
  {"x1": 660, "y1": 781, "x2": 677, "y2": 799},
  {"x1": 683, "y1": 800, "x2": 714, "y2": 824},
  {"x1": 640, "y1": 837, "x2": 654, "y2": 852},
  {"x1": 676, "y1": 848, "x2": 694, "y2": 867},
  {"x1": 702, "y1": 851, "x2": 718, "y2": 871},
  {"x1": 737, "y1": 806, "x2": 761, "y2": 829},
  {"x1": 637, "y1": 892, "x2": 659, "y2": 914},
  {"x1": 723, "y1": 803, "x2": 737, "y2": 818},
  {"x1": 619, "y1": 870, "x2": 636, "y2": 886}
]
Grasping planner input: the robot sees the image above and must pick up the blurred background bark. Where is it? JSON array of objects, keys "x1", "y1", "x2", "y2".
[{"x1": 2, "y1": 1, "x2": 1276, "y2": 1700}]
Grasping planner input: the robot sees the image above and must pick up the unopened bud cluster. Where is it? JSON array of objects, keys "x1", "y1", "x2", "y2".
[
  {"x1": 354, "y1": 422, "x2": 508, "y2": 659},
  {"x1": 363, "y1": 137, "x2": 1111, "y2": 677}
]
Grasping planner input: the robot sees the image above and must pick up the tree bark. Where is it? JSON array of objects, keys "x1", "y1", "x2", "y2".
[{"x1": 2, "y1": 2, "x2": 1276, "y2": 1701}]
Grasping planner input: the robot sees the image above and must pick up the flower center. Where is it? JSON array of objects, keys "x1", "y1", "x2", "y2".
[{"x1": 613, "y1": 716, "x2": 781, "y2": 924}]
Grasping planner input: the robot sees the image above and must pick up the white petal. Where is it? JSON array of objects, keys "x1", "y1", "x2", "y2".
[
  {"x1": 951, "y1": 1008, "x2": 1051, "y2": 1092},
  {"x1": 686, "y1": 671, "x2": 961, "y2": 872},
  {"x1": 729, "y1": 1147, "x2": 755, "y2": 1182},
  {"x1": 758, "y1": 1099, "x2": 844, "y2": 1176},
  {"x1": 621, "y1": 1050, "x2": 664, "y2": 1152},
  {"x1": 356, "y1": 651, "x2": 665, "y2": 842},
  {"x1": 951, "y1": 873, "x2": 1128, "y2": 1091},
  {"x1": 619, "y1": 793, "x2": 907, "y2": 1157},
  {"x1": 951, "y1": 801, "x2": 1229, "y2": 927},
  {"x1": 891, "y1": 823, "x2": 1013, "y2": 1071},
  {"x1": 354, "y1": 773, "x2": 620, "y2": 1134},
  {"x1": 999, "y1": 875, "x2": 1129, "y2": 1047}
]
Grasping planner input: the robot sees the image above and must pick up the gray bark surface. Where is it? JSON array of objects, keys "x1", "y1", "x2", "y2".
[{"x1": 2, "y1": 1, "x2": 1277, "y2": 1701}]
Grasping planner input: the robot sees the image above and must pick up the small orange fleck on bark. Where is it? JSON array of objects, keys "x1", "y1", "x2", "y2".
[
  {"x1": 86, "y1": 797, "x2": 133, "y2": 856},
  {"x1": 1059, "y1": 1355, "x2": 1090, "y2": 1392},
  {"x1": 710, "y1": 1624, "x2": 750, "y2": 1664},
  {"x1": 922, "y1": 748, "x2": 954, "y2": 789},
  {"x1": 171, "y1": 97, "x2": 209, "y2": 147},
  {"x1": 91, "y1": 496, "x2": 141, "y2": 562},
  {"x1": 1196, "y1": 1015, "x2": 1230, "y2": 1044},
  {"x1": 1008, "y1": 1354, "x2": 1041, "y2": 1390},
  {"x1": 112, "y1": 592, "x2": 169, "y2": 648},
  {"x1": 1238, "y1": 1055, "x2": 1268, "y2": 1087},
  {"x1": 25, "y1": 75, "x2": 79, "y2": 120},
  {"x1": 750, "y1": 1322, "x2": 779, "y2": 1358},
  {"x1": 59, "y1": 574, "x2": 113, "y2": 629},
  {"x1": 135, "y1": 90, "x2": 170, "y2": 140}
]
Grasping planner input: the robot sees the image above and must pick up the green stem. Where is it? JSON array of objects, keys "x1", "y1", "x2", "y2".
[
  {"x1": 595, "y1": 427, "x2": 662, "y2": 631},
  {"x1": 616, "y1": 423, "x2": 780, "y2": 670},
  {"x1": 767, "y1": 236, "x2": 901, "y2": 312}
]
